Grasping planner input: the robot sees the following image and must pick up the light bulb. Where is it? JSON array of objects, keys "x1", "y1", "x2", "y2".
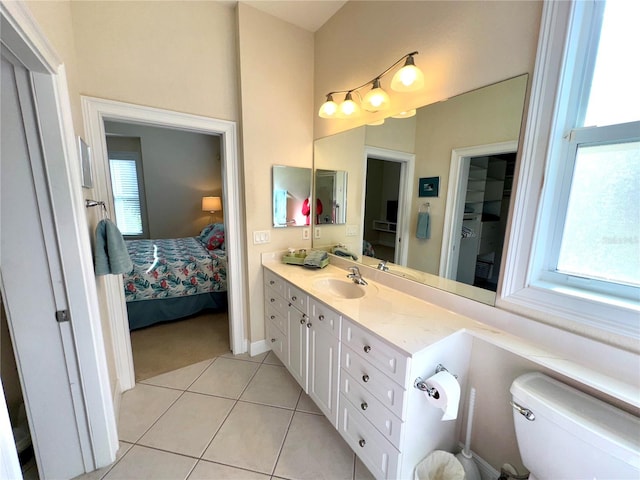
[
  {"x1": 318, "y1": 94, "x2": 338, "y2": 118},
  {"x1": 337, "y1": 92, "x2": 360, "y2": 118},
  {"x1": 391, "y1": 55, "x2": 424, "y2": 92},
  {"x1": 362, "y1": 79, "x2": 390, "y2": 112}
]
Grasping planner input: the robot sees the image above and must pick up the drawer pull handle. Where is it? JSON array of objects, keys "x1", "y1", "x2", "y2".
[
  {"x1": 291, "y1": 296, "x2": 297, "y2": 301},
  {"x1": 300, "y1": 318, "x2": 306, "y2": 325},
  {"x1": 270, "y1": 280, "x2": 275, "y2": 285},
  {"x1": 363, "y1": 345, "x2": 371, "y2": 353},
  {"x1": 271, "y1": 338, "x2": 276, "y2": 343},
  {"x1": 360, "y1": 402, "x2": 368, "y2": 411},
  {"x1": 270, "y1": 315, "x2": 275, "y2": 320},
  {"x1": 270, "y1": 298, "x2": 275, "y2": 303},
  {"x1": 358, "y1": 439, "x2": 366, "y2": 448},
  {"x1": 319, "y1": 314, "x2": 325, "y2": 321},
  {"x1": 306, "y1": 322, "x2": 312, "y2": 329},
  {"x1": 362, "y1": 374, "x2": 370, "y2": 383}
]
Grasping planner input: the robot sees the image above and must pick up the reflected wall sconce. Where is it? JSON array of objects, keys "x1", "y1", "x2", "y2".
[
  {"x1": 202, "y1": 196, "x2": 222, "y2": 213},
  {"x1": 318, "y1": 51, "x2": 424, "y2": 119}
]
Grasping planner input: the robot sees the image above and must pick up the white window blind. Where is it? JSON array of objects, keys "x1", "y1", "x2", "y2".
[{"x1": 109, "y1": 157, "x2": 143, "y2": 236}]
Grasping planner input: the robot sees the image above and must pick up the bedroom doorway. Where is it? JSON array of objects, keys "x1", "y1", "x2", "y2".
[
  {"x1": 103, "y1": 121, "x2": 230, "y2": 382},
  {"x1": 83, "y1": 96, "x2": 246, "y2": 393}
]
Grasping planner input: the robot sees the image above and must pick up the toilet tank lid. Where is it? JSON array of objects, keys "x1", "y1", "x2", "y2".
[{"x1": 511, "y1": 373, "x2": 640, "y2": 461}]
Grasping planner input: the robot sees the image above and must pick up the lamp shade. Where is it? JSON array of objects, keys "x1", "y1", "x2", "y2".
[
  {"x1": 362, "y1": 79, "x2": 390, "y2": 113},
  {"x1": 202, "y1": 196, "x2": 222, "y2": 212},
  {"x1": 318, "y1": 94, "x2": 338, "y2": 118},
  {"x1": 390, "y1": 55, "x2": 424, "y2": 92},
  {"x1": 337, "y1": 92, "x2": 360, "y2": 118}
]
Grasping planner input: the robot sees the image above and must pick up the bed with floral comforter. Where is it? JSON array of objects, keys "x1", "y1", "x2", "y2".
[{"x1": 123, "y1": 224, "x2": 228, "y2": 330}]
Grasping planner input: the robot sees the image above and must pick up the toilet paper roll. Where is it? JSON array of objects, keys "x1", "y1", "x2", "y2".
[{"x1": 423, "y1": 371, "x2": 461, "y2": 421}]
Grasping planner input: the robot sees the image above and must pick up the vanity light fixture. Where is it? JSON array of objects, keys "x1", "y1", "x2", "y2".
[
  {"x1": 318, "y1": 51, "x2": 423, "y2": 119},
  {"x1": 392, "y1": 109, "x2": 417, "y2": 119}
]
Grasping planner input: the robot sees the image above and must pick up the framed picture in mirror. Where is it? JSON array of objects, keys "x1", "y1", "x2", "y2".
[{"x1": 418, "y1": 177, "x2": 439, "y2": 197}]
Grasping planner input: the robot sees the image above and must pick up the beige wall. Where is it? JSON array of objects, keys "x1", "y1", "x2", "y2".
[
  {"x1": 237, "y1": 4, "x2": 314, "y2": 344},
  {"x1": 314, "y1": 1, "x2": 542, "y2": 138}
]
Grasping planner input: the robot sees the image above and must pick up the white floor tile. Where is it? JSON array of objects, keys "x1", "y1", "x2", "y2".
[
  {"x1": 355, "y1": 455, "x2": 376, "y2": 480},
  {"x1": 188, "y1": 357, "x2": 259, "y2": 399},
  {"x1": 296, "y1": 391, "x2": 323, "y2": 415},
  {"x1": 138, "y1": 392, "x2": 235, "y2": 457},
  {"x1": 140, "y1": 358, "x2": 214, "y2": 390},
  {"x1": 240, "y1": 364, "x2": 301, "y2": 409},
  {"x1": 202, "y1": 401, "x2": 293, "y2": 474},
  {"x1": 118, "y1": 384, "x2": 182, "y2": 443},
  {"x1": 221, "y1": 350, "x2": 268, "y2": 363},
  {"x1": 274, "y1": 411, "x2": 354, "y2": 480},
  {"x1": 72, "y1": 441, "x2": 133, "y2": 480},
  {"x1": 263, "y1": 350, "x2": 283, "y2": 366},
  {"x1": 187, "y1": 460, "x2": 270, "y2": 480},
  {"x1": 102, "y1": 445, "x2": 196, "y2": 480}
]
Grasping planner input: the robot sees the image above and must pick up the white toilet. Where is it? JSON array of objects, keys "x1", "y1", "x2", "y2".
[{"x1": 510, "y1": 372, "x2": 640, "y2": 480}]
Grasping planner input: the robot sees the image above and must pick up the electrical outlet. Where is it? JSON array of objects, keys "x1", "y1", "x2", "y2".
[
  {"x1": 314, "y1": 227, "x2": 321, "y2": 239},
  {"x1": 302, "y1": 228, "x2": 310, "y2": 240},
  {"x1": 253, "y1": 230, "x2": 270, "y2": 244}
]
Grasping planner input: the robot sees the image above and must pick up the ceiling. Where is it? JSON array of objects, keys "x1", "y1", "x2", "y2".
[{"x1": 242, "y1": 1, "x2": 347, "y2": 32}]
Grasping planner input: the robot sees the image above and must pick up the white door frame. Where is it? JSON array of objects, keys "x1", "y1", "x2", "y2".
[
  {"x1": 1, "y1": 0, "x2": 118, "y2": 472},
  {"x1": 82, "y1": 96, "x2": 247, "y2": 392},
  {"x1": 440, "y1": 141, "x2": 518, "y2": 279},
  {"x1": 362, "y1": 146, "x2": 415, "y2": 266}
]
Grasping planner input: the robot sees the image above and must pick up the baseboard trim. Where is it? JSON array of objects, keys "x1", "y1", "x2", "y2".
[
  {"x1": 456, "y1": 443, "x2": 500, "y2": 480},
  {"x1": 249, "y1": 339, "x2": 269, "y2": 357}
]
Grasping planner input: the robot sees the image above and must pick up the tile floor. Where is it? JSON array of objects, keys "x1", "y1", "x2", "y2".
[{"x1": 75, "y1": 351, "x2": 375, "y2": 480}]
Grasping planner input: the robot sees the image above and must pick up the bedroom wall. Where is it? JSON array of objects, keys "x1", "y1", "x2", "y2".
[{"x1": 104, "y1": 122, "x2": 223, "y2": 239}]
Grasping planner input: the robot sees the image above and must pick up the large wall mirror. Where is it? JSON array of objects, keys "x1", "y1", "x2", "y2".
[
  {"x1": 272, "y1": 165, "x2": 313, "y2": 227},
  {"x1": 312, "y1": 74, "x2": 528, "y2": 305}
]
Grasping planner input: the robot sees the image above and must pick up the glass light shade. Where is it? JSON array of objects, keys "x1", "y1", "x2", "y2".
[
  {"x1": 337, "y1": 92, "x2": 360, "y2": 118},
  {"x1": 367, "y1": 119, "x2": 385, "y2": 126},
  {"x1": 391, "y1": 56, "x2": 424, "y2": 92},
  {"x1": 362, "y1": 79, "x2": 390, "y2": 112},
  {"x1": 202, "y1": 196, "x2": 222, "y2": 212},
  {"x1": 391, "y1": 109, "x2": 416, "y2": 119},
  {"x1": 318, "y1": 95, "x2": 338, "y2": 118}
]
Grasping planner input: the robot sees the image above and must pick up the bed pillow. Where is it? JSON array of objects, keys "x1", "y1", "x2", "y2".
[{"x1": 199, "y1": 223, "x2": 225, "y2": 250}]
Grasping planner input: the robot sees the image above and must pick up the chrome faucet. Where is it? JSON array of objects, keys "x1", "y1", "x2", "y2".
[
  {"x1": 347, "y1": 266, "x2": 368, "y2": 285},
  {"x1": 377, "y1": 260, "x2": 389, "y2": 271}
]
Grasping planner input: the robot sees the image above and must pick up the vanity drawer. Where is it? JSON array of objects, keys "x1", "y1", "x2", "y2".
[
  {"x1": 287, "y1": 283, "x2": 308, "y2": 315},
  {"x1": 341, "y1": 319, "x2": 409, "y2": 386},
  {"x1": 309, "y1": 298, "x2": 341, "y2": 338},
  {"x1": 266, "y1": 318, "x2": 287, "y2": 365},
  {"x1": 264, "y1": 269, "x2": 285, "y2": 297},
  {"x1": 341, "y1": 370, "x2": 404, "y2": 448},
  {"x1": 264, "y1": 286, "x2": 288, "y2": 315},
  {"x1": 339, "y1": 393, "x2": 400, "y2": 480},
  {"x1": 341, "y1": 346, "x2": 406, "y2": 419},
  {"x1": 265, "y1": 302, "x2": 287, "y2": 334}
]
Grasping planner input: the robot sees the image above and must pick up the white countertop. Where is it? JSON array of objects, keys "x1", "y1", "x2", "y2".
[{"x1": 262, "y1": 254, "x2": 640, "y2": 410}]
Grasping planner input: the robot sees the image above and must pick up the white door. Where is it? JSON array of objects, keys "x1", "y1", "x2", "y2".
[{"x1": 1, "y1": 49, "x2": 87, "y2": 479}]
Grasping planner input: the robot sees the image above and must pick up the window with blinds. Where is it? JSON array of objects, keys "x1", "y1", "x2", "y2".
[{"x1": 108, "y1": 152, "x2": 147, "y2": 237}]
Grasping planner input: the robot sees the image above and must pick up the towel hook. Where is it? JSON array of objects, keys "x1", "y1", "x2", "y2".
[
  {"x1": 85, "y1": 199, "x2": 109, "y2": 219},
  {"x1": 419, "y1": 202, "x2": 430, "y2": 213}
]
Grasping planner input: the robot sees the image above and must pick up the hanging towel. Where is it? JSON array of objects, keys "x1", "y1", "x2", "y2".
[
  {"x1": 416, "y1": 211, "x2": 431, "y2": 239},
  {"x1": 94, "y1": 219, "x2": 133, "y2": 275}
]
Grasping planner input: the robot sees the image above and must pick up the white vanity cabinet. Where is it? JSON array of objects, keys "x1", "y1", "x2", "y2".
[
  {"x1": 263, "y1": 270, "x2": 342, "y2": 425},
  {"x1": 338, "y1": 319, "x2": 408, "y2": 479},
  {"x1": 308, "y1": 298, "x2": 341, "y2": 426}
]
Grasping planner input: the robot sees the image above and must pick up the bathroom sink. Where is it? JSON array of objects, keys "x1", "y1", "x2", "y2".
[{"x1": 312, "y1": 277, "x2": 376, "y2": 299}]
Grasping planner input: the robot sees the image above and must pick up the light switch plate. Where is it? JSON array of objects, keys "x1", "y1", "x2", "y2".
[{"x1": 253, "y1": 230, "x2": 271, "y2": 244}]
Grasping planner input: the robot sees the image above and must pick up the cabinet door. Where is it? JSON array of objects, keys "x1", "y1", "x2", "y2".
[
  {"x1": 308, "y1": 324, "x2": 340, "y2": 427},
  {"x1": 288, "y1": 304, "x2": 308, "y2": 391}
]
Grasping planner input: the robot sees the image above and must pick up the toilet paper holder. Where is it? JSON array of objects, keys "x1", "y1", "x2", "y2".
[{"x1": 414, "y1": 364, "x2": 458, "y2": 398}]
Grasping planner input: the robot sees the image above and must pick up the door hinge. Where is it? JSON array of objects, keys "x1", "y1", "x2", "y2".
[{"x1": 56, "y1": 310, "x2": 70, "y2": 323}]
